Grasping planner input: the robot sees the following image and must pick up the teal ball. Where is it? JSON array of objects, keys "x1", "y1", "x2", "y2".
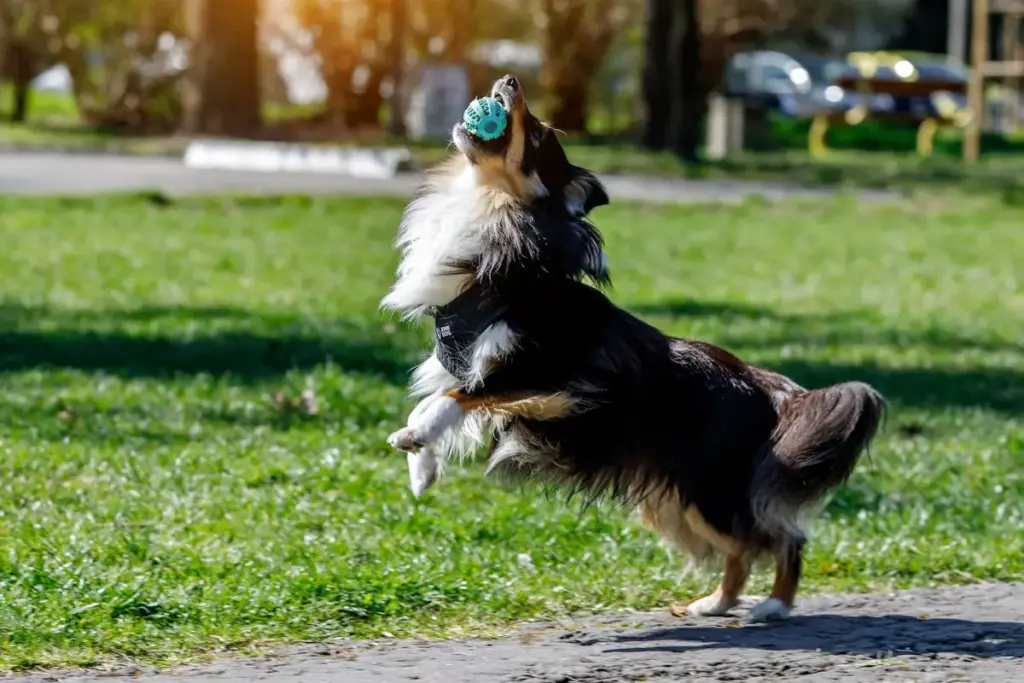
[{"x1": 462, "y1": 97, "x2": 508, "y2": 141}]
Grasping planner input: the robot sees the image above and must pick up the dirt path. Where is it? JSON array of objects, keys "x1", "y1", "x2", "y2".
[
  {"x1": 0, "y1": 150, "x2": 896, "y2": 204},
  {"x1": 21, "y1": 582, "x2": 1023, "y2": 682}
]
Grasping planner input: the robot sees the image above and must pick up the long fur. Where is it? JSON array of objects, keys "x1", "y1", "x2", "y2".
[{"x1": 382, "y1": 74, "x2": 885, "y2": 620}]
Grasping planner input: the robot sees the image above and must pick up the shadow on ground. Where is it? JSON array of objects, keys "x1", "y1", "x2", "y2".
[
  {"x1": 1, "y1": 300, "x2": 1022, "y2": 414},
  {"x1": 593, "y1": 613, "x2": 1024, "y2": 659},
  {"x1": 627, "y1": 298, "x2": 1024, "y2": 414},
  {"x1": 0, "y1": 303, "x2": 418, "y2": 384},
  {"x1": 628, "y1": 298, "x2": 1024, "y2": 355}
]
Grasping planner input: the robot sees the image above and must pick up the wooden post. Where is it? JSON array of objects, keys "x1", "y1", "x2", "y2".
[
  {"x1": 965, "y1": 0, "x2": 990, "y2": 162},
  {"x1": 705, "y1": 94, "x2": 743, "y2": 159},
  {"x1": 1005, "y1": 13, "x2": 1022, "y2": 131},
  {"x1": 949, "y1": 0, "x2": 969, "y2": 61}
]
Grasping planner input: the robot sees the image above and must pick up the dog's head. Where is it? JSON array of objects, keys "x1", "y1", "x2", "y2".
[{"x1": 451, "y1": 74, "x2": 608, "y2": 218}]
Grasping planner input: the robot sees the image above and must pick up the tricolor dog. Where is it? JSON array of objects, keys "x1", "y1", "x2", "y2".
[{"x1": 380, "y1": 74, "x2": 884, "y2": 622}]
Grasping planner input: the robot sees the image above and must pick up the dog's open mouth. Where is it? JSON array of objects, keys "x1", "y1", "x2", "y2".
[
  {"x1": 452, "y1": 74, "x2": 525, "y2": 159},
  {"x1": 491, "y1": 75, "x2": 522, "y2": 113}
]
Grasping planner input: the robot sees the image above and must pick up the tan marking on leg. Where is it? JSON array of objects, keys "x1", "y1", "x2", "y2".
[
  {"x1": 445, "y1": 389, "x2": 577, "y2": 420},
  {"x1": 680, "y1": 552, "x2": 753, "y2": 617},
  {"x1": 718, "y1": 553, "x2": 752, "y2": 605},
  {"x1": 682, "y1": 505, "x2": 740, "y2": 556},
  {"x1": 747, "y1": 543, "x2": 802, "y2": 622},
  {"x1": 768, "y1": 546, "x2": 802, "y2": 607}
]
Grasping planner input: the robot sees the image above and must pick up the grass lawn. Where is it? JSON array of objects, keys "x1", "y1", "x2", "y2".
[{"x1": 0, "y1": 192, "x2": 1022, "y2": 670}]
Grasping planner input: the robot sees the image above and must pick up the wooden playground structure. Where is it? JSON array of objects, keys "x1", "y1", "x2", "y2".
[
  {"x1": 806, "y1": 0, "x2": 1024, "y2": 161},
  {"x1": 965, "y1": 0, "x2": 1024, "y2": 161}
]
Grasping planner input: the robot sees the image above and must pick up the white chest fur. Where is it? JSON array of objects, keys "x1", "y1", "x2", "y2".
[{"x1": 380, "y1": 166, "x2": 485, "y2": 318}]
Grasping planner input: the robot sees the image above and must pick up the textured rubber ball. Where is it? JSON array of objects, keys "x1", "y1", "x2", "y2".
[{"x1": 462, "y1": 97, "x2": 508, "y2": 141}]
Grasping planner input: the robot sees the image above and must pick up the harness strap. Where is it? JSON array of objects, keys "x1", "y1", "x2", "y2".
[{"x1": 431, "y1": 284, "x2": 510, "y2": 380}]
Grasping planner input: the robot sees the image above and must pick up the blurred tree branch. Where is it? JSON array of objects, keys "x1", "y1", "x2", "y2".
[
  {"x1": 534, "y1": 0, "x2": 639, "y2": 133},
  {"x1": 291, "y1": 0, "x2": 395, "y2": 130},
  {"x1": 0, "y1": 0, "x2": 58, "y2": 122},
  {"x1": 1, "y1": 0, "x2": 187, "y2": 130}
]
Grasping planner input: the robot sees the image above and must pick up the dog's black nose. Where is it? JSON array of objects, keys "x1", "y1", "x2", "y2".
[{"x1": 501, "y1": 75, "x2": 519, "y2": 91}]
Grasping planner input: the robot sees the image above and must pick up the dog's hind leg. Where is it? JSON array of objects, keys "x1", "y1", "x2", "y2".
[
  {"x1": 686, "y1": 552, "x2": 752, "y2": 617},
  {"x1": 747, "y1": 537, "x2": 804, "y2": 622}
]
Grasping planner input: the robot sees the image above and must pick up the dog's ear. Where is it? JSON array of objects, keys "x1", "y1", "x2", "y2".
[{"x1": 564, "y1": 167, "x2": 609, "y2": 217}]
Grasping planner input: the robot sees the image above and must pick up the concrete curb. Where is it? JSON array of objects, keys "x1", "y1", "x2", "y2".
[
  {"x1": 182, "y1": 139, "x2": 413, "y2": 179},
  {"x1": 0, "y1": 142, "x2": 186, "y2": 158}
]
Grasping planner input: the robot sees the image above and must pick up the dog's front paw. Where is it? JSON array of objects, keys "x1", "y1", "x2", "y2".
[
  {"x1": 745, "y1": 598, "x2": 791, "y2": 623},
  {"x1": 407, "y1": 448, "x2": 440, "y2": 497},
  {"x1": 387, "y1": 427, "x2": 424, "y2": 452}
]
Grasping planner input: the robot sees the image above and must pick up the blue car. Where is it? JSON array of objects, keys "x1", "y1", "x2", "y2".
[{"x1": 724, "y1": 51, "x2": 856, "y2": 117}]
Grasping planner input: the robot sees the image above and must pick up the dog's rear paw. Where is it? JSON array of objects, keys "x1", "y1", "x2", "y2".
[
  {"x1": 683, "y1": 594, "x2": 739, "y2": 617},
  {"x1": 745, "y1": 598, "x2": 791, "y2": 623},
  {"x1": 388, "y1": 427, "x2": 423, "y2": 452}
]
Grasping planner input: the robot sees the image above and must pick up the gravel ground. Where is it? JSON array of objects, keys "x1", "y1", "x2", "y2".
[
  {"x1": 17, "y1": 583, "x2": 1023, "y2": 682},
  {"x1": 0, "y1": 150, "x2": 897, "y2": 203}
]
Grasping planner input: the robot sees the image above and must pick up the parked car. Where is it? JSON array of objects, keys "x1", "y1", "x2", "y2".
[{"x1": 724, "y1": 50, "x2": 856, "y2": 117}]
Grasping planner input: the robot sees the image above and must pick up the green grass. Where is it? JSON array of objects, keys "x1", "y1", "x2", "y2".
[{"x1": 0, "y1": 192, "x2": 1022, "y2": 670}]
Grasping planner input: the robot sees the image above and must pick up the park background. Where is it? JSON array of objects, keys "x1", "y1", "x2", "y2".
[
  {"x1": 1, "y1": 0, "x2": 1023, "y2": 674},
  {"x1": 3, "y1": 0, "x2": 1024, "y2": 180}
]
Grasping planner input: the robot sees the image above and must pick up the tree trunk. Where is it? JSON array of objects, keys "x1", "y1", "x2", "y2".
[
  {"x1": 349, "y1": 71, "x2": 387, "y2": 129},
  {"x1": 12, "y1": 74, "x2": 31, "y2": 122},
  {"x1": 387, "y1": 0, "x2": 407, "y2": 135},
  {"x1": 323, "y1": 68, "x2": 350, "y2": 130},
  {"x1": 548, "y1": 84, "x2": 589, "y2": 133},
  {"x1": 641, "y1": 0, "x2": 672, "y2": 150},
  {"x1": 669, "y1": 0, "x2": 705, "y2": 162},
  {"x1": 5, "y1": 42, "x2": 35, "y2": 123},
  {"x1": 183, "y1": 0, "x2": 261, "y2": 136}
]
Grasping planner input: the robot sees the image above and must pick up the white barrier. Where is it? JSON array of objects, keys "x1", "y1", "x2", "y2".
[{"x1": 183, "y1": 139, "x2": 412, "y2": 179}]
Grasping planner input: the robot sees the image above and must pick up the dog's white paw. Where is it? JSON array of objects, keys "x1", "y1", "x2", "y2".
[
  {"x1": 387, "y1": 427, "x2": 423, "y2": 452},
  {"x1": 407, "y1": 449, "x2": 439, "y2": 497},
  {"x1": 746, "y1": 598, "x2": 791, "y2": 623},
  {"x1": 390, "y1": 396, "x2": 462, "y2": 453},
  {"x1": 685, "y1": 594, "x2": 738, "y2": 617}
]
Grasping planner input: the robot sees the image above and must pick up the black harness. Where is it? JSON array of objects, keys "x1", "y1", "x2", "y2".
[{"x1": 431, "y1": 284, "x2": 510, "y2": 380}]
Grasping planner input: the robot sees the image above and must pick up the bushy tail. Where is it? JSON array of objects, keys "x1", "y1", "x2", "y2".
[{"x1": 752, "y1": 381, "x2": 885, "y2": 529}]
